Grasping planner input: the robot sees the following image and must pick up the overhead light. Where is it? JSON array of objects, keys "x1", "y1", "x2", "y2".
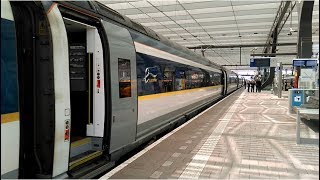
[{"x1": 290, "y1": 27, "x2": 297, "y2": 32}]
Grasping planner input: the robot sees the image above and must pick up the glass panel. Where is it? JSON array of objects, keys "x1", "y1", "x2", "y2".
[{"x1": 118, "y1": 58, "x2": 132, "y2": 98}]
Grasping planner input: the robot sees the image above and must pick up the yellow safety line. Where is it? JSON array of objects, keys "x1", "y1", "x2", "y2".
[
  {"x1": 1, "y1": 112, "x2": 19, "y2": 124},
  {"x1": 71, "y1": 137, "x2": 91, "y2": 148},
  {"x1": 138, "y1": 85, "x2": 222, "y2": 101},
  {"x1": 69, "y1": 151, "x2": 102, "y2": 170}
]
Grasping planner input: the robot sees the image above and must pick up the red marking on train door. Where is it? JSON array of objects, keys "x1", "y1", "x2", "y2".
[
  {"x1": 64, "y1": 120, "x2": 70, "y2": 141},
  {"x1": 97, "y1": 80, "x2": 100, "y2": 88}
]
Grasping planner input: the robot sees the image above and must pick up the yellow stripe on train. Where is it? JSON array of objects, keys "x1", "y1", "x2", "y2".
[
  {"x1": 138, "y1": 85, "x2": 222, "y2": 101},
  {"x1": 1, "y1": 112, "x2": 19, "y2": 124}
]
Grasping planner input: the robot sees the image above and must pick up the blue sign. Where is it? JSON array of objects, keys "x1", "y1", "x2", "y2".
[
  {"x1": 292, "y1": 59, "x2": 317, "y2": 68},
  {"x1": 291, "y1": 90, "x2": 304, "y2": 107},
  {"x1": 250, "y1": 58, "x2": 271, "y2": 67}
]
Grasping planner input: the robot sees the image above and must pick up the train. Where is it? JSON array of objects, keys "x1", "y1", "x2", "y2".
[{"x1": 1, "y1": 0, "x2": 244, "y2": 178}]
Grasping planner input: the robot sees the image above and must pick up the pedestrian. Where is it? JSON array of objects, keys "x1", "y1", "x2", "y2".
[
  {"x1": 256, "y1": 79, "x2": 262, "y2": 92},
  {"x1": 250, "y1": 80, "x2": 255, "y2": 92},
  {"x1": 244, "y1": 80, "x2": 247, "y2": 89},
  {"x1": 284, "y1": 82, "x2": 288, "y2": 91},
  {"x1": 247, "y1": 80, "x2": 250, "y2": 92}
]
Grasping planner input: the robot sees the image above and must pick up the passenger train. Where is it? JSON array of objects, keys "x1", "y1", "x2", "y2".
[{"x1": 1, "y1": 0, "x2": 243, "y2": 178}]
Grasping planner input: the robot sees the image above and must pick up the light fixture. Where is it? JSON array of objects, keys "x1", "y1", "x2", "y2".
[{"x1": 288, "y1": 2, "x2": 297, "y2": 34}]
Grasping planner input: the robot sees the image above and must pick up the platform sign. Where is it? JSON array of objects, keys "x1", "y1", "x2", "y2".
[
  {"x1": 292, "y1": 59, "x2": 317, "y2": 68},
  {"x1": 250, "y1": 58, "x2": 271, "y2": 67}
]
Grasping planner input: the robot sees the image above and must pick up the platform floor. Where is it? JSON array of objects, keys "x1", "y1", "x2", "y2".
[{"x1": 100, "y1": 89, "x2": 319, "y2": 179}]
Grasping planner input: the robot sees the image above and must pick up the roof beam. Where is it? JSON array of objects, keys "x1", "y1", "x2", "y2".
[
  {"x1": 187, "y1": 42, "x2": 296, "y2": 49},
  {"x1": 251, "y1": 52, "x2": 297, "y2": 56},
  {"x1": 263, "y1": 1, "x2": 296, "y2": 53}
]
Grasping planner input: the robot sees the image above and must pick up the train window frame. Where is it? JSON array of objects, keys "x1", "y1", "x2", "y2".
[{"x1": 118, "y1": 58, "x2": 132, "y2": 98}]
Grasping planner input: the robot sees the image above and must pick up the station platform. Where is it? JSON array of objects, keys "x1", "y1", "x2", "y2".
[{"x1": 100, "y1": 89, "x2": 319, "y2": 179}]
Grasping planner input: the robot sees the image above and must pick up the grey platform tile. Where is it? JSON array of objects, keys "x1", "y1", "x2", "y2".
[
  {"x1": 107, "y1": 91, "x2": 319, "y2": 179},
  {"x1": 172, "y1": 152, "x2": 181, "y2": 158},
  {"x1": 162, "y1": 160, "x2": 173, "y2": 167},
  {"x1": 149, "y1": 171, "x2": 162, "y2": 179}
]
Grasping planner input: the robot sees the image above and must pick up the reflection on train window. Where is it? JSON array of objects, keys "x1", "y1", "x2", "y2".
[
  {"x1": 118, "y1": 58, "x2": 131, "y2": 98},
  {"x1": 136, "y1": 52, "x2": 223, "y2": 96}
]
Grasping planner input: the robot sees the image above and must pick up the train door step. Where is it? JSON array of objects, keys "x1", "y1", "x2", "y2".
[
  {"x1": 69, "y1": 150, "x2": 103, "y2": 170},
  {"x1": 68, "y1": 158, "x2": 115, "y2": 179},
  {"x1": 70, "y1": 137, "x2": 92, "y2": 158}
]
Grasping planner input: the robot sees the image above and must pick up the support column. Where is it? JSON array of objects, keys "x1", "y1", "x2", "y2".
[{"x1": 297, "y1": 1, "x2": 314, "y2": 58}]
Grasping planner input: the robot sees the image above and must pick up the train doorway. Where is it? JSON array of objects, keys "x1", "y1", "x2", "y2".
[{"x1": 63, "y1": 17, "x2": 107, "y2": 172}]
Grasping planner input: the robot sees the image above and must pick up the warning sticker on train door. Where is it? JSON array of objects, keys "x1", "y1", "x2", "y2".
[
  {"x1": 39, "y1": 21, "x2": 47, "y2": 35},
  {"x1": 64, "y1": 119, "x2": 70, "y2": 142}
]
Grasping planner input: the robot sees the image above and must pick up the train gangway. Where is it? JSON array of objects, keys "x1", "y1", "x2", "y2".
[{"x1": 100, "y1": 89, "x2": 319, "y2": 179}]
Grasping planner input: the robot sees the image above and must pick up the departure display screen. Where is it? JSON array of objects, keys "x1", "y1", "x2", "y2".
[
  {"x1": 250, "y1": 58, "x2": 270, "y2": 67},
  {"x1": 293, "y1": 60, "x2": 305, "y2": 67},
  {"x1": 305, "y1": 60, "x2": 317, "y2": 67}
]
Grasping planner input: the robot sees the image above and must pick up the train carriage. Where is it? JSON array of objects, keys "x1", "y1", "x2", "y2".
[{"x1": 1, "y1": 1, "x2": 241, "y2": 178}]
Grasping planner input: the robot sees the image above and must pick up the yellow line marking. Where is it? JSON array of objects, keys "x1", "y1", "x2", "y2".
[
  {"x1": 138, "y1": 85, "x2": 222, "y2": 101},
  {"x1": 1, "y1": 112, "x2": 19, "y2": 124},
  {"x1": 71, "y1": 137, "x2": 91, "y2": 148},
  {"x1": 69, "y1": 151, "x2": 102, "y2": 170}
]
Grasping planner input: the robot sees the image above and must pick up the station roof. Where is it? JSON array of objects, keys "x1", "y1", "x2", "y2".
[{"x1": 99, "y1": 0, "x2": 319, "y2": 69}]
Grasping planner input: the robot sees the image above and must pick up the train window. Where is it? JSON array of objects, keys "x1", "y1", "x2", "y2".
[
  {"x1": 118, "y1": 58, "x2": 131, "y2": 98},
  {"x1": 210, "y1": 72, "x2": 221, "y2": 86}
]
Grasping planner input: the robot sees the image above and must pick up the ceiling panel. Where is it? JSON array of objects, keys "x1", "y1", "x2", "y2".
[{"x1": 99, "y1": 0, "x2": 319, "y2": 68}]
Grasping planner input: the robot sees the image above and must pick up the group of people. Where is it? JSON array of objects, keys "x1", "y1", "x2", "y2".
[{"x1": 244, "y1": 78, "x2": 262, "y2": 93}]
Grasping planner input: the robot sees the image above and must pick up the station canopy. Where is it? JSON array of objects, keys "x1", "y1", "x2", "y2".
[{"x1": 99, "y1": 0, "x2": 319, "y2": 69}]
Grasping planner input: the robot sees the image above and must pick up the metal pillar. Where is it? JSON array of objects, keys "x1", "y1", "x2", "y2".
[
  {"x1": 277, "y1": 62, "x2": 283, "y2": 98},
  {"x1": 201, "y1": 50, "x2": 205, "y2": 57},
  {"x1": 297, "y1": 1, "x2": 314, "y2": 58}
]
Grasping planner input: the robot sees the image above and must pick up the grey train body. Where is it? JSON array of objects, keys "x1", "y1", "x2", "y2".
[{"x1": 1, "y1": 0, "x2": 242, "y2": 178}]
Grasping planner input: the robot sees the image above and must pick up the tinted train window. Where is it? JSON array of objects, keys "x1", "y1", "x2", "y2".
[
  {"x1": 210, "y1": 72, "x2": 222, "y2": 86},
  {"x1": 118, "y1": 58, "x2": 131, "y2": 98},
  {"x1": 136, "y1": 52, "x2": 222, "y2": 96}
]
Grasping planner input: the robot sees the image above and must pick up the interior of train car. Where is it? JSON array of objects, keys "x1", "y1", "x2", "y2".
[{"x1": 63, "y1": 17, "x2": 105, "y2": 171}]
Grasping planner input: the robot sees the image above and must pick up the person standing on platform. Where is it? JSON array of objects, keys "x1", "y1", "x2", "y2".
[
  {"x1": 250, "y1": 80, "x2": 255, "y2": 92},
  {"x1": 256, "y1": 79, "x2": 262, "y2": 92},
  {"x1": 244, "y1": 80, "x2": 247, "y2": 89},
  {"x1": 247, "y1": 80, "x2": 250, "y2": 92}
]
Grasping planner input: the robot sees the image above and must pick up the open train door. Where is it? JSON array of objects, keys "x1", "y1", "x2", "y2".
[
  {"x1": 221, "y1": 70, "x2": 228, "y2": 95},
  {"x1": 9, "y1": 1, "x2": 70, "y2": 178}
]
